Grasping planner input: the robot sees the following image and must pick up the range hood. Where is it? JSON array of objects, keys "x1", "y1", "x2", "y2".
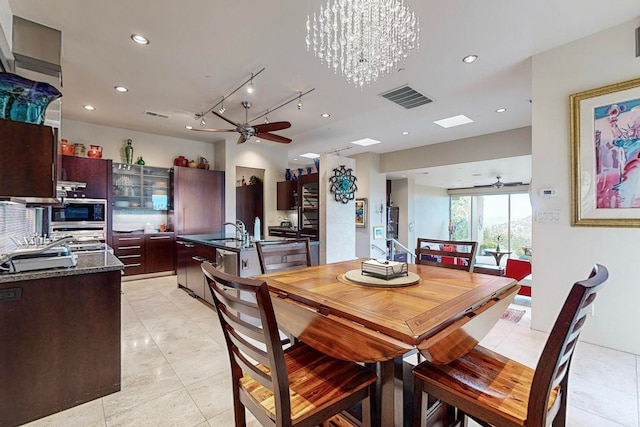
[{"x1": 12, "y1": 16, "x2": 62, "y2": 80}]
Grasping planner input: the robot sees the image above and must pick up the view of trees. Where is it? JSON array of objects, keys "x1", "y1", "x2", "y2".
[{"x1": 450, "y1": 194, "x2": 532, "y2": 257}]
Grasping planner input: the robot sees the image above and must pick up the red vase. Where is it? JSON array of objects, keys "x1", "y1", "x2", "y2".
[
  {"x1": 87, "y1": 145, "x2": 103, "y2": 158},
  {"x1": 174, "y1": 156, "x2": 188, "y2": 167}
]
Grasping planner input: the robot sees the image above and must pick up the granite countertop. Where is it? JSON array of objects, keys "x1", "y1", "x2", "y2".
[
  {"x1": 0, "y1": 251, "x2": 124, "y2": 284},
  {"x1": 177, "y1": 233, "x2": 320, "y2": 252}
]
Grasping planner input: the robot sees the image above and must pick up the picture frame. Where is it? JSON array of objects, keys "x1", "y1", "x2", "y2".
[
  {"x1": 355, "y1": 198, "x2": 367, "y2": 228},
  {"x1": 373, "y1": 226, "x2": 384, "y2": 240},
  {"x1": 570, "y1": 77, "x2": 640, "y2": 227}
]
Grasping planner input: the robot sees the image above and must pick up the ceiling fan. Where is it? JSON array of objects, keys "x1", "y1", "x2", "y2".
[
  {"x1": 475, "y1": 175, "x2": 523, "y2": 189},
  {"x1": 192, "y1": 101, "x2": 292, "y2": 144}
]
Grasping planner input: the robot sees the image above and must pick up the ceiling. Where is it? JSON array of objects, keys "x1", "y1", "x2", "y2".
[{"x1": 7, "y1": 1, "x2": 640, "y2": 188}]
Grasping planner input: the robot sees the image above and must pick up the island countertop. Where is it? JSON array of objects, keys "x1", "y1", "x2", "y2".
[
  {"x1": 0, "y1": 250, "x2": 124, "y2": 284},
  {"x1": 176, "y1": 233, "x2": 320, "y2": 252}
]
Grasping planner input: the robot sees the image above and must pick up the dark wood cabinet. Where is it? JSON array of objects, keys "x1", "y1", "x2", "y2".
[
  {"x1": 173, "y1": 167, "x2": 225, "y2": 234},
  {"x1": 276, "y1": 180, "x2": 297, "y2": 210},
  {"x1": 145, "y1": 233, "x2": 175, "y2": 273},
  {"x1": 113, "y1": 234, "x2": 146, "y2": 276},
  {"x1": 61, "y1": 156, "x2": 112, "y2": 199},
  {"x1": 176, "y1": 239, "x2": 195, "y2": 288},
  {"x1": 176, "y1": 239, "x2": 217, "y2": 300},
  {"x1": 236, "y1": 184, "x2": 264, "y2": 237},
  {"x1": 0, "y1": 269, "x2": 121, "y2": 427},
  {"x1": 113, "y1": 232, "x2": 175, "y2": 276},
  {"x1": 0, "y1": 118, "x2": 58, "y2": 199}
]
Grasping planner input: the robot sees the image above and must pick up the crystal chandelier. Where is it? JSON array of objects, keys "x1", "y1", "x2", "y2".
[{"x1": 306, "y1": 0, "x2": 419, "y2": 89}]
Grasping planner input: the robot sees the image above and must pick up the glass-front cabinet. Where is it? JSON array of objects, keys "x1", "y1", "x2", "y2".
[
  {"x1": 298, "y1": 173, "x2": 319, "y2": 239},
  {"x1": 112, "y1": 163, "x2": 170, "y2": 211}
]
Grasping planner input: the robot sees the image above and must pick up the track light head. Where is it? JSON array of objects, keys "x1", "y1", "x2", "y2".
[{"x1": 247, "y1": 74, "x2": 254, "y2": 93}]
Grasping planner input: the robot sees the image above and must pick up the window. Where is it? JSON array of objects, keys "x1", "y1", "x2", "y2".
[{"x1": 449, "y1": 192, "x2": 532, "y2": 265}]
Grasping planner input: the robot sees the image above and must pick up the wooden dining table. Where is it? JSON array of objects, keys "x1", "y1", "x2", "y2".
[{"x1": 255, "y1": 259, "x2": 519, "y2": 427}]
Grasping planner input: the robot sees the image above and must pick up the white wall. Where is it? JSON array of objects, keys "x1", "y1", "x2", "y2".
[
  {"x1": 532, "y1": 17, "x2": 640, "y2": 354},
  {"x1": 218, "y1": 136, "x2": 290, "y2": 233},
  {"x1": 320, "y1": 154, "x2": 356, "y2": 264},
  {"x1": 353, "y1": 152, "x2": 387, "y2": 258},
  {"x1": 414, "y1": 185, "x2": 450, "y2": 241},
  {"x1": 62, "y1": 119, "x2": 215, "y2": 168}
]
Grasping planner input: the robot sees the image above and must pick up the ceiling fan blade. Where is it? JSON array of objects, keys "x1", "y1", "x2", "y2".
[
  {"x1": 254, "y1": 121, "x2": 292, "y2": 133},
  {"x1": 257, "y1": 132, "x2": 292, "y2": 144},
  {"x1": 237, "y1": 134, "x2": 247, "y2": 144},
  {"x1": 190, "y1": 128, "x2": 235, "y2": 132},
  {"x1": 504, "y1": 181, "x2": 524, "y2": 187},
  {"x1": 211, "y1": 110, "x2": 241, "y2": 128}
]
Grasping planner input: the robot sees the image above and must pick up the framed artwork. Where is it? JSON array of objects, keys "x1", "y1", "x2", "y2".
[
  {"x1": 355, "y1": 198, "x2": 367, "y2": 227},
  {"x1": 373, "y1": 226, "x2": 384, "y2": 240},
  {"x1": 570, "y1": 77, "x2": 640, "y2": 227}
]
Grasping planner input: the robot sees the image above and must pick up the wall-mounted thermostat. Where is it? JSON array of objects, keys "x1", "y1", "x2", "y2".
[{"x1": 540, "y1": 188, "x2": 558, "y2": 198}]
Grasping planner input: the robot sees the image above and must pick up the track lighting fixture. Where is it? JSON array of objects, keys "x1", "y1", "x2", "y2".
[
  {"x1": 200, "y1": 117, "x2": 206, "y2": 126},
  {"x1": 297, "y1": 91, "x2": 303, "y2": 110},
  {"x1": 264, "y1": 109, "x2": 270, "y2": 124},
  {"x1": 218, "y1": 98, "x2": 226, "y2": 114},
  {"x1": 247, "y1": 73, "x2": 254, "y2": 93}
]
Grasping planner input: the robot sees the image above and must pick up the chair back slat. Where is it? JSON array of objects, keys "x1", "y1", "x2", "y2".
[
  {"x1": 217, "y1": 305, "x2": 266, "y2": 344},
  {"x1": 416, "y1": 238, "x2": 478, "y2": 272},
  {"x1": 202, "y1": 263, "x2": 292, "y2": 421},
  {"x1": 527, "y1": 264, "x2": 608, "y2": 426},
  {"x1": 256, "y1": 238, "x2": 312, "y2": 274}
]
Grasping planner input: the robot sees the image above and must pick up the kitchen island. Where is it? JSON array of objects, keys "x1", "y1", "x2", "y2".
[
  {"x1": 175, "y1": 234, "x2": 319, "y2": 305},
  {"x1": 0, "y1": 251, "x2": 123, "y2": 427}
]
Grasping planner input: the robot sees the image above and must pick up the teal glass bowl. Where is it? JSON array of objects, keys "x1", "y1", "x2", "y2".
[{"x1": 0, "y1": 72, "x2": 62, "y2": 125}]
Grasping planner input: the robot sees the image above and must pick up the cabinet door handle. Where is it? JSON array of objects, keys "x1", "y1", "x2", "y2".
[
  {"x1": 192, "y1": 256, "x2": 206, "y2": 262},
  {"x1": 185, "y1": 244, "x2": 195, "y2": 248},
  {"x1": 124, "y1": 263, "x2": 142, "y2": 268},
  {"x1": 117, "y1": 237, "x2": 142, "y2": 241},
  {"x1": 118, "y1": 245, "x2": 141, "y2": 250},
  {"x1": 149, "y1": 236, "x2": 171, "y2": 240},
  {"x1": 118, "y1": 254, "x2": 141, "y2": 259}
]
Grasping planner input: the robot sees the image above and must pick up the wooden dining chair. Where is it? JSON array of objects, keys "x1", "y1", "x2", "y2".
[
  {"x1": 411, "y1": 263, "x2": 609, "y2": 427},
  {"x1": 416, "y1": 238, "x2": 478, "y2": 272},
  {"x1": 201, "y1": 263, "x2": 376, "y2": 427},
  {"x1": 255, "y1": 238, "x2": 312, "y2": 274}
]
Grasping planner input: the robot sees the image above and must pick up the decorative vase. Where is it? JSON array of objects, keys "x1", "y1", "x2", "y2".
[
  {"x1": 125, "y1": 139, "x2": 134, "y2": 164},
  {"x1": 136, "y1": 156, "x2": 145, "y2": 165},
  {"x1": 73, "y1": 143, "x2": 86, "y2": 156},
  {"x1": 60, "y1": 139, "x2": 74, "y2": 156},
  {"x1": 187, "y1": 160, "x2": 198, "y2": 168},
  {"x1": 285, "y1": 168, "x2": 291, "y2": 180},
  {"x1": 292, "y1": 173, "x2": 297, "y2": 180},
  {"x1": 173, "y1": 156, "x2": 188, "y2": 167},
  {"x1": 313, "y1": 157, "x2": 320, "y2": 172},
  {"x1": 306, "y1": 166, "x2": 312, "y2": 175},
  {"x1": 87, "y1": 145, "x2": 103, "y2": 158},
  {"x1": 0, "y1": 72, "x2": 62, "y2": 125},
  {"x1": 297, "y1": 168, "x2": 303, "y2": 177}
]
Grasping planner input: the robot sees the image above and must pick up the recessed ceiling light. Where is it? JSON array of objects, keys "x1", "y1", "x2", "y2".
[
  {"x1": 402, "y1": 131, "x2": 409, "y2": 135},
  {"x1": 131, "y1": 34, "x2": 149, "y2": 45},
  {"x1": 300, "y1": 152, "x2": 320, "y2": 159},
  {"x1": 462, "y1": 55, "x2": 478, "y2": 63},
  {"x1": 495, "y1": 108, "x2": 507, "y2": 113},
  {"x1": 114, "y1": 86, "x2": 128, "y2": 93},
  {"x1": 433, "y1": 114, "x2": 474, "y2": 128},
  {"x1": 351, "y1": 138, "x2": 381, "y2": 146},
  {"x1": 321, "y1": 113, "x2": 330, "y2": 118},
  {"x1": 255, "y1": 139, "x2": 261, "y2": 143},
  {"x1": 83, "y1": 105, "x2": 95, "y2": 111},
  {"x1": 294, "y1": 158, "x2": 298, "y2": 161},
  {"x1": 185, "y1": 125, "x2": 193, "y2": 130}
]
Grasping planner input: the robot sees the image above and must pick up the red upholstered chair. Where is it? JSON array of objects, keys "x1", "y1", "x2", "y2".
[{"x1": 505, "y1": 258, "x2": 532, "y2": 296}]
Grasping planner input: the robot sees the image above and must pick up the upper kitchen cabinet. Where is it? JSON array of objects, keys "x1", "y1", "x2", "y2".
[
  {"x1": 61, "y1": 156, "x2": 112, "y2": 199},
  {"x1": 112, "y1": 163, "x2": 170, "y2": 211},
  {"x1": 0, "y1": 118, "x2": 58, "y2": 199},
  {"x1": 276, "y1": 180, "x2": 297, "y2": 210},
  {"x1": 172, "y1": 167, "x2": 225, "y2": 234}
]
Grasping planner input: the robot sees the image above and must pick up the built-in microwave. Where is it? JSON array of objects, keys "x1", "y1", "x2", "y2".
[{"x1": 48, "y1": 198, "x2": 107, "y2": 240}]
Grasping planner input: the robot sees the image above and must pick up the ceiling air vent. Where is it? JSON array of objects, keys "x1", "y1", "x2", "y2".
[
  {"x1": 144, "y1": 110, "x2": 171, "y2": 119},
  {"x1": 380, "y1": 85, "x2": 433, "y2": 109}
]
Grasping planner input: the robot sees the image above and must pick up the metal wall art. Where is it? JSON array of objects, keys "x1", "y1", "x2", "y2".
[{"x1": 329, "y1": 165, "x2": 358, "y2": 203}]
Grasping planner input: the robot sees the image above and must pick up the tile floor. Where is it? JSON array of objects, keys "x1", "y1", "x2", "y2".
[{"x1": 21, "y1": 276, "x2": 639, "y2": 427}]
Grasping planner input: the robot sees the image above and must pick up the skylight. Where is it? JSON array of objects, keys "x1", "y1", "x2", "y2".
[{"x1": 433, "y1": 115, "x2": 474, "y2": 128}]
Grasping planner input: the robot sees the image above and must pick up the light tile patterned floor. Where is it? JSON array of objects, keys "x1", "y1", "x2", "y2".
[{"x1": 21, "y1": 276, "x2": 639, "y2": 427}]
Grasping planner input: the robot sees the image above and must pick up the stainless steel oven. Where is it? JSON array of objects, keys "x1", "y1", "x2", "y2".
[{"x1": 48, "y1": 198, "x2": 107, "y2": 240}]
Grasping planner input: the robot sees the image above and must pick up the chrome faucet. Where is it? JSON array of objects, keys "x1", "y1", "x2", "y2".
[{"x1": 224, "y1": 220, "x2": 250, "y2": 247}]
